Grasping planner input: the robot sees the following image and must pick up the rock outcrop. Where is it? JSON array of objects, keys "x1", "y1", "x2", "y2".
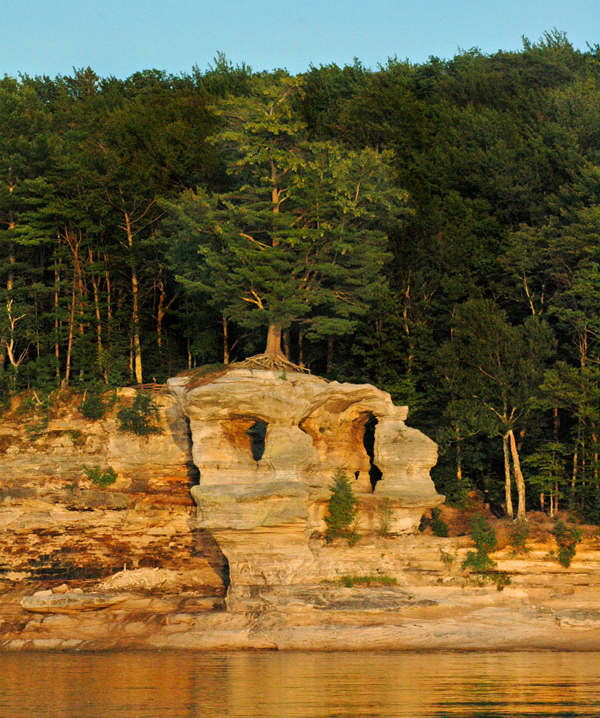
[
  {"x1": 0, "y1": 389, "x2": 227, "y2": 592},
  {"x1": 168, "y1": 368, "x2": 443, "y2": 594}
]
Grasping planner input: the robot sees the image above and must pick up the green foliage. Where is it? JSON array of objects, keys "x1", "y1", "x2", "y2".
[
  {"x1": 325, "y1": 469, "x2": 359, "y2": 544},
  {"x1": 83, "y1": 464, "x2": 118, "y2": 487},
  {"x1": 462, "y1": 514, "x2": 498, "y2": 572},
  {"x1": 22, "y1": 391, "x2": 53, "y2": 440},
  {"x1": 79, "y1": 390, "x2": 106, "y2": 421},
  {"x1": 165, "y1": 73, "x2": 405, "y2": 351},
  {"x1": 439, "y1": 548, "x2": 456, "y2": 567},
  {"x1": 116, "y1": 392, "x2": 163, "y2": 437},
  {"x1": 6, "y1": 44, "x2": 600, "y2": 517},
  {"x1": 552, "y1": 519, "x2": 582, "y2": 568},
  {"x1": 431, "y1": 508, "x2": 449, "y2": 537},
  {"x1": 338, "y1": 574, "x2": 397, "y2": 587},
  {"x1": 509, "y1": 519, "x2": 530, "y2": 556}
]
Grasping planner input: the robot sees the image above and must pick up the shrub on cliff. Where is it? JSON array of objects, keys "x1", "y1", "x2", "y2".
[
  {"x1": 116, "y1": 392, "x2": 163, "y2": 437},
  {"x1": 83, "y1": 464, "x2": 118, "y2": 487},
  {"x1": 462, "y1": 513, "x2": 497, "y2": 572},
  {"x1": 79, "y1": 389, "x2": 106, "y2": 421},
  {"x1": 552, "y1": 519, "x2": 582, "y2": 568},
  {"x1": 325, "y1": 469, "x2": 358, "y2": 544}
]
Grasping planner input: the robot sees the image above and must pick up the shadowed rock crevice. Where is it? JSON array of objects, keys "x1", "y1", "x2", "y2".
[
  {"x1": 247, "y1": 421, "x2": 268, "y2": 462},
  {"x1": 363, "y1": 414, "x2": 383, "y2": 492}
]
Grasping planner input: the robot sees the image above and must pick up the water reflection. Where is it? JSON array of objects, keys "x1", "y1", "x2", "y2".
[{"x1": 1, "y1": 651, "x2": 600, "y2": 717}]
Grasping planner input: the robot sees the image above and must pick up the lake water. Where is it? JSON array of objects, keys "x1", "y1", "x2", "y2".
[{"x1": 1, "y1": 651, "x2": 600, "y2": 717}]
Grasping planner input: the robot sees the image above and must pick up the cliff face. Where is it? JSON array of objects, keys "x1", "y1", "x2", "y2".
[
  {"x1": 0, "y1": 389, "x2": 227, "y2": 592},
  {"x1": 0, "y1": 370, "x2": 443, "y2": 602},
  {"x1": 4, "y1": 381, "x2": 600, "y2": 652},
  {"x1": 168, "y1": 368, "x2": 443, "y2": 593}
]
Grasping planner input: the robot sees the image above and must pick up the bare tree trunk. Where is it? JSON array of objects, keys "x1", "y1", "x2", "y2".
[
  {"x1": 223, "y1": 315, "x2": 230, "y2": 365},
  {"x1": 64, "y1": 285, "x2": 76, "y2": 386},
  {"x1": 509, "y1": 428, "x2": 526, "y2": 517},
  {"x1": 123, "y1": 212, "x2": 143, "y2": 384},
  {"x1": 265, "y1": 324, "x2": 285, "y2": 359},
  {"x1": 503, "y1": 434, "x2": 514, "y2": 518},
  {"x1": 573, "y1": 424, "x2": 580, "y2": 492},
  {"x1": 131, "y1": 264, "x2": 142, "y2": 384},
  {"x1": 89, "y1": 250, "x2": 103, "y2": 363},
  {"x1": 54, "y1": 262, "x2": 61, "y2": 381},
  {"x1": 456, "y1": 428, "x2": 463, "y2": 485},
  {"x1": 155, "y1": 276, "x2": 175, "y2": 350}
]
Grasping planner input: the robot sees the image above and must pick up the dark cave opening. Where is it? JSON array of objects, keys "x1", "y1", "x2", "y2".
[
  {"x1": 247, "y1": 420, "x2": 268, "y2": 462},
  {"x1": 363, "y1": 414, "x2": 383, "y2": 491}
]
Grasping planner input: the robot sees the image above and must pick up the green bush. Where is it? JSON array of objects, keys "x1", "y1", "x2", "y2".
[
  {"x1": 79, "y1": 391, "x2": 106, "y2": 421},
  {"x1": 116, "y1": 392, "x2": 163, "y2": 437},
  {"x1": 462, "y1": 513, "x2": 498, "y2": 572},
  {"x1": 325, "y1": 469, "x2": 359, "y2": 544},
  {"x1": 509, "y1": 519, "x2": 530, "y2": 556},
  {"x1": 552, "y1": 519, "x2": 582, "y2": 568},
  {"x1": 83, "y1": 464, "x2": 118, "y2": 487},
  {"x1": 431, "y1": 508, "x2": 449, "y2": 537}
]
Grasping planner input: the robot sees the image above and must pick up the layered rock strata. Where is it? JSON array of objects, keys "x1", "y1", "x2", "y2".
[
  {"x1": 4, "y1": 534, "x2": 600, "y2": 651},
  {"x1": 0, "y1": 389, "x2": 227, "y2": 592},
  {"x1": 168, "y1": 368, "x2": 443, "y2": 593}
]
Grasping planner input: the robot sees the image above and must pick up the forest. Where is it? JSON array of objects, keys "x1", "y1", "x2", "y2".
[{"x1": 2, "y1": 30, "x2": 600, "y2": 520}]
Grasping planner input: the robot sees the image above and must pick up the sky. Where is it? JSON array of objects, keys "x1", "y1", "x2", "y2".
[{"x1": 1, "y1": 0, "x2": 600, "y2": 79}]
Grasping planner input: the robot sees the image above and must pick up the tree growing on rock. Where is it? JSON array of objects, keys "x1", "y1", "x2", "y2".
[
  {"x1": 165, "y1": 72, "x2": 407, "y2": 369},
  {"x1": 325, "y1": 469, "x2": 359, "y2": 544}
]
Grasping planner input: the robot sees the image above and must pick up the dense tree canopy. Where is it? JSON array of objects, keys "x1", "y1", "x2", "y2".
[{"x1": 5, "y1": 32, "x2": 600, "y2": 518}]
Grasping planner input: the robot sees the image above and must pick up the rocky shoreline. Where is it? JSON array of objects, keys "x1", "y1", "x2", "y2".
[
  {"x1": 2, "y1": 376, "x2": 600, "y2": 652},
  {"x1": 3, "y1": 533, "x2": 600, "y2": 652}
]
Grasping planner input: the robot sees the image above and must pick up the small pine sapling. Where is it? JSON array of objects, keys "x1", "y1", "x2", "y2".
[
  {"x1": 462, "y1": 513, "x2": 498, "y2": 572},
  {"x1": 325, "y1": 469, "x2": 359, "y2": 544}
]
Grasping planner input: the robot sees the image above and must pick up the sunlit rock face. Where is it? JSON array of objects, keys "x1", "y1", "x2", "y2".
[
  {"x1": 168, "y1": 368, "x2": 443, "y2": 592},
  {"x1": 0, "y1": 390, "x2": 227, "y2": 590}
]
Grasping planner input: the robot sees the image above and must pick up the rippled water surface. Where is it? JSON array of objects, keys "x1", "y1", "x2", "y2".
[{"x1": 2, "y1": 651, "x2": 600, "y2": 717}]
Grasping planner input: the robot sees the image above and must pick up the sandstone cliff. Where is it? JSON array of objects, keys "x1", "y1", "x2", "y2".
[
  {"x1": 168, "y1": 367, "x2": 443, "y2": 593},
  {"x1": 0, "y1": 388, "x2": 227, "y2": 592}
]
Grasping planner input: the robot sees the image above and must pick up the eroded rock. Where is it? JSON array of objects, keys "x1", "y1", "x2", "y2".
[
  {"x1": 168, "y1": 368, "x2": 443, "y2": 592},
  {"x1": 21, "y1": 592, "x2": 128, "y2": 613}
]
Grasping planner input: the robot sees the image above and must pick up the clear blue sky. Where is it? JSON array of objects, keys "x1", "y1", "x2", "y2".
[{"x1": 2, "y1": 0, "x2": 599, "y2": 79}]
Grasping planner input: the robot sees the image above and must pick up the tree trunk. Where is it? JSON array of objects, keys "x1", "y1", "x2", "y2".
[
  {"x1": 503, "y1": 434, "x2": 514, "y2": 518},
  {"x1": 123, "y1": 211, "x2": 143, "y2": 384},
  {"x1": 456, "y1": 429, "x2": 463, "y2": 486},
  {"x1": 265, "y1": 324, "x2": 285, "y2": 359},
  {"x1": 509, "y1": 428, "x2": 526, "y2": 517},
  {"x1": 89, "y1": 250, "x2": 103, "y2": 365},
  {"x1": 223, "y1": 315, "x2": 230, "y2": 364},
  {"x1": 64, "y1": 284, "x2": 76, "y2": 386},
  {"x1": 54, "y1": 261, "x2": 61, "y2": 381}
]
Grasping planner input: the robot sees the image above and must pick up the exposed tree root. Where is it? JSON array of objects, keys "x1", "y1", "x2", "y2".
[{"x1": 232, "y1": 353, "x2": 311, "y2": 374}]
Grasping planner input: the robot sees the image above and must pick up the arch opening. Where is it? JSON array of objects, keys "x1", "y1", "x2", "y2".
[
  {"x1": 247, "y1": 420, "x2": 268, "y2": 461},
  {"x1": 363, "y1": 414, "x2": 383, "y2": 491}
]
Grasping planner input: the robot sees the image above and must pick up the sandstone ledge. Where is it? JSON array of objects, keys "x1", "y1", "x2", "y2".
[{"x1": 3, "y1": 535, "x2": 600, "y2": 652}]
